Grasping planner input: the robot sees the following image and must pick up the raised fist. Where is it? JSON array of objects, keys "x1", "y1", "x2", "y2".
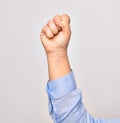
[{"x1": 40, "y1": 14, "x2": 71, "y2": 55}]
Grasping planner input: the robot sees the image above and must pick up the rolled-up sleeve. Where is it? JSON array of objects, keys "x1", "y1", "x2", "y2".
[{"x1": 46, "y1": 71, "x2": 120, "y2": 123}]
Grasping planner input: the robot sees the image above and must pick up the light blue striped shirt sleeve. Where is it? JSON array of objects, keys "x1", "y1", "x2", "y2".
[{"x1": 46, "y1": 71, "x2": 120, "y2": 123}]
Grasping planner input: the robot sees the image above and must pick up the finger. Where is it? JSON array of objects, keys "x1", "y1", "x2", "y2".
[
  {"x1": 53, "y1": 15, "x2": 62, "y2": 28},
  {"x1": 61, "y1": 14, "x2": 70, "y2": 24},
  {"x1": 48, "y1": 16, "x2": 61, "y2": 32},
  {"x1": 40, "y1": 26, "x2": 47, "y2": 41},
  {"x1": 53, "y1": 14, "x2": 71, "y2": 33},
  {"x1": 47, "y1": 20, "x2": 59, "y2": 35},
  {"x1": 41, "y1": 25, "x2": 54, "y2": 39}
]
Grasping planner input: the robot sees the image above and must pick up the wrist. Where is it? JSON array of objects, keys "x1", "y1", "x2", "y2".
[
  {"x1": 46, "y1": 49, "x2": 68, "y2": 60},
  {"x1": 46, "y1": 50, "x2": 71, "y2": 81}
]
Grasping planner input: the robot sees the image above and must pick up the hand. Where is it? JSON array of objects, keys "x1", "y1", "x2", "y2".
[{"x1": 40, "y1": 14, "x2": 71, "y2": 55}]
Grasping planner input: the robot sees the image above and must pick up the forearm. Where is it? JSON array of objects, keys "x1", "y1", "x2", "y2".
[{"x1": 46, "y1": 50, "x2": 71, "y2": 81}]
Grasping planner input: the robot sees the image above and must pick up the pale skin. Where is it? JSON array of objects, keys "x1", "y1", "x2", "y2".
[{"x1": 40, "y1": 14, "x2": 71, "y2": 81}]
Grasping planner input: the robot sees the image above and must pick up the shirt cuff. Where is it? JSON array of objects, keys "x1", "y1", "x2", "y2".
[{"x1": 46, "y1": 71, "x2": 77, "y2": 99}]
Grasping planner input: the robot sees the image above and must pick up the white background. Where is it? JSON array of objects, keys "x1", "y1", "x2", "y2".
[{"x1": 0, "y1": 0, "x2": 120, "y2": 122}]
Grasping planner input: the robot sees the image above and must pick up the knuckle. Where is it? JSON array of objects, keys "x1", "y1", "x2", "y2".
[
  {"x1": 48, "y1": 21, "x2": 58, "y2": 34},
  {"x1": 46, "y1": 27, "x2": 50, "y2": 33},
  {"x1": 47, "y1": 20, "x2": 53, "y2": 26},
  {"x1": 47, "y1": 28, "x2": 53, "y2": 37},
  {"x1": 53, "y1": 15, "x2": 62, "y2": 21},
  {"x1": 43, "y1": 25, "x2": 47, "y2": 30}
]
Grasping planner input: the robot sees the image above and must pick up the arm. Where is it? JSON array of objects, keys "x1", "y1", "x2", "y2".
[
  {"x1": 40, "y1": 14, "x2": 71, "y2": 81},
  {"x1": 40, "y1": 14, "x2": 120, "y2": 123}
]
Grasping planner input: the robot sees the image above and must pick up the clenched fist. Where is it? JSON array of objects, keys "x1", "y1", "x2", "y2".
[{"x1": 40, "y1": 14, "x2": 71, "y2": 55}]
